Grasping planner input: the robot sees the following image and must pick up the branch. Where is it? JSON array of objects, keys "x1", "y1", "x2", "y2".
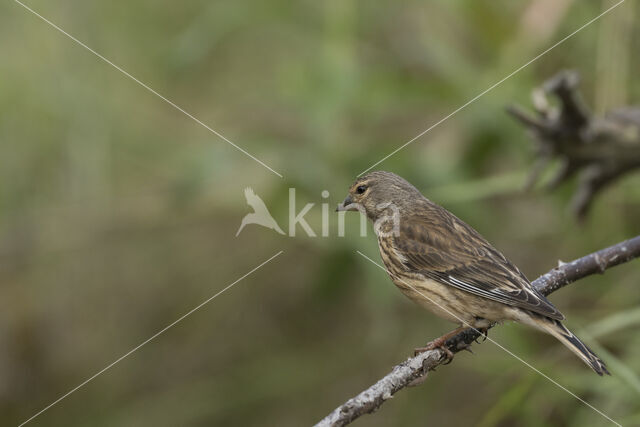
[
  {"x1": 507, "y1": 70, "x2": 640, "y2": 219},
  {"x1": 316, "y1": 235, "x2": 640, "y2": 427}
]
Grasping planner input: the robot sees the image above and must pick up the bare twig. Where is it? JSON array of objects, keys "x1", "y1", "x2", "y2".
[
  {"x1": 316, "y1": 235, "x2": 640, "y2": 427},
  {"x1": 508, "y1": 70, "x2": 640, "y2": 219}
]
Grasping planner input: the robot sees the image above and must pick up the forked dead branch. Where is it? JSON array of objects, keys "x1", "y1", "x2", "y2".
[{"x1": 508, "y1": 70, "x2": 640, "y2": 219}]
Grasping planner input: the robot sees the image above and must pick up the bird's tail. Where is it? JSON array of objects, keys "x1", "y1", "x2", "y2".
[{"x1": 528, "y1": 315, "x2": 609, "y2": 376}]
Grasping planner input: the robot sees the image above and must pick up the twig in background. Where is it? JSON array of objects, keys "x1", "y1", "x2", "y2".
[{"x1": 508, "y1": 70, "x2": 640, "y2": 219}]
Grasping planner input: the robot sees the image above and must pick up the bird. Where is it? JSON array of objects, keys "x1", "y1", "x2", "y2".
[
  {"x1": 336, "y1": 171, "x2": 609, "y2": 375},
  {"x1": 236, "y1": 187, "x2": 285, "y2": 236}
]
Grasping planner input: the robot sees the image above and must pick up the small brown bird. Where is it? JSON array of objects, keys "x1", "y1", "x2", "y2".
[{"x1": 337, "y1": 171, "x2": 608, "y2": 375}]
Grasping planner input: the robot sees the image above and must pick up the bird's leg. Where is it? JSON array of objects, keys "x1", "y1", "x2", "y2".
[
  {"x1": 414, "y1": 326, "x2": 466, "y2": 363},
  {"x1": 474, "y1": 327, "x2": 489, "y2": 344}
]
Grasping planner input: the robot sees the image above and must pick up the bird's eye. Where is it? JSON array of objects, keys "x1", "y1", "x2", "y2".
[{"x1": 356, "y1": 185, "x2": 367, "y2": 194}]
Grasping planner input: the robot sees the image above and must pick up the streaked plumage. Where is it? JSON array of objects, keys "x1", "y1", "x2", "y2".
[{"x1": 337, "y1": 171, "x2": 608, "y2": 375}]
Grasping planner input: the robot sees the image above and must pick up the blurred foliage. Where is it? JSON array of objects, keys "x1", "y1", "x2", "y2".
[{"x1": 1, "y1": 0, "x2": 639, "y2": 426}]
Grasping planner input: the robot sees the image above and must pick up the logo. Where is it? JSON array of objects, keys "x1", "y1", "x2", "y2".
[
  {"x1": 236, "y1": 188, "x2": 285, "y2": 236},
  {"x1": 236, "y1": 188, "x2": 400, "y2": 238}
]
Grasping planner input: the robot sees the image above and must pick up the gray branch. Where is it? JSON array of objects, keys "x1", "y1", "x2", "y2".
[{"x1": 316, "y1": 235, "x2": 640, "y2": 427}]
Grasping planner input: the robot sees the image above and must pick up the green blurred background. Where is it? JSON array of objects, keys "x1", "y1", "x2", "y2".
[{"x1": 1, "y1": 0, "x2": 640, "y2": 425}]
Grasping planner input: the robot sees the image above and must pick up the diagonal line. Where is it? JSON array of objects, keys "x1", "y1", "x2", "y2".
[
  {"x1": 356, "y1": 250, "x2": 621, "y2": 426},
  {"x1": 358, "y1": 0, "x2": 625, "y2": 176},
  {"x1": 18, "y1": 250, "x2": 284, "y2": 427},
  {"x1": 13, "y1": 0, "x2": 283, "y2": 178}
]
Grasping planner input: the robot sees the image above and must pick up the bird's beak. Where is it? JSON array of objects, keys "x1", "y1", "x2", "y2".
[{"x1": 336, "y1": 194, "x2": 358, "y2": 212}]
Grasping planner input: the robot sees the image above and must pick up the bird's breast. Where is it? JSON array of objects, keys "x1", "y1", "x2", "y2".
[{"x1": 376, "y1": 235, "x2": 510, "y2": 325}]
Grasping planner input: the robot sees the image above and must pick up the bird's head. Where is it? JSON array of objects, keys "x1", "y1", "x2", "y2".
[{"x1": 336, "y1": 171, "x2": 423, "y2": 221}]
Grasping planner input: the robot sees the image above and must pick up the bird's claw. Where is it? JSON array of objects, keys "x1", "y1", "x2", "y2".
[
  {"x1": 414, "y1": 339, "x2": 455, "y2": 363},
  {"x1": 474, "y1": 328, "x2": 488, "y2": 344}
]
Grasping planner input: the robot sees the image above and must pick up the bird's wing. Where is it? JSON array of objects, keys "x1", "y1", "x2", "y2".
[
  {"x1": 392, "y1": 213, "x2": 564, "y2": 320},
  {"x1": 244, "y1": 187, "x2": 269, "y2": 212}
]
